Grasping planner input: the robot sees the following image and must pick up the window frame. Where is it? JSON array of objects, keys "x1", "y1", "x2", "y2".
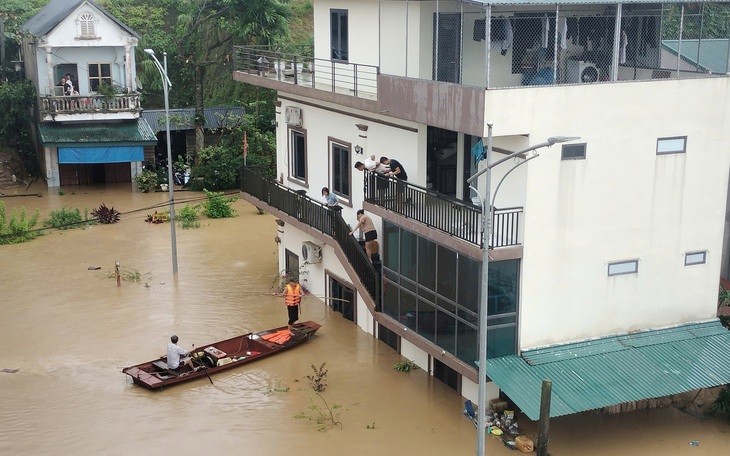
[
  {"x1": 561, "y1": 143, "x2": 587, "y2": 160},
  {"x1": 88, "y1": 63, "x2": 112, "y2": 92},
  {"x1": 656, "y1": 136, "x2": 687, "y2": 155},
  {"x1": 288, "y1": 127, "x2": 308, "y2": 185},
  {"x1": 78, "y1": 12, "x2": 97, "y2": 38},
  {"x1": 607, "y1": 259, "x2": 639, "y2": 276},
  {"x1": 684, "y1": 251, "x2": 706, "y2": 266},
  {"x1": 330, "y1": 9, "x2": 349, "y2": 62},
  {"x1": 328, "y1": 137, "x2": 352, "y2": 205}
]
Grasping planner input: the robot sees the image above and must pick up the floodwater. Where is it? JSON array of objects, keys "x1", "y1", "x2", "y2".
[{"x1": 1, "y1": 182, "x2": 728, "y2": 456}]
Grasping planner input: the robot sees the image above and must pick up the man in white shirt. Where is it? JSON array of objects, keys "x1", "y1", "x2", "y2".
[{"x1": 167, "y1": 335, "x2": 195, "y2": 370}]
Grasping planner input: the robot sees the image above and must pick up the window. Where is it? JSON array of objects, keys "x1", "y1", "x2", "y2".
[
  {"x1": 88, "y1": 63, "x2": 111, "y2": 91},
  {"x1": 685, "y1": 251, "x2": 706, "y2": 266},
  {"x1": 330, "y1": 9, "x2": 349, "y2": 61},
  {"x1": 290, "y1": 129, "x2": 307, "y2": 181},
  {"x1": 656, "y1": 136, "x2": 687, "y2": 155},
  {"x1": 329, "y1": 140, "x2": 350, "y2": 200},
  {"x1": 608, "y1": 259, "x2": 639, "y2": 276},
  {"x1": 79, "y1": 13, "x2": 96, "y2": 37},
  {"x1": 561, "y1": 143, "x2": 586, "y2": 160}
]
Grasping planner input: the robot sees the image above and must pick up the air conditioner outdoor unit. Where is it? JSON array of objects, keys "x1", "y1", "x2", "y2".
[
  {"x1": 566, "y1": 60, "x2": 599, "y2": 84},
  {"x1": 285, "y1": 107, "x2": 302, "y2": 126},
  {"x1": 302, "y1": 241, "x2": 322, "y2": 264}
]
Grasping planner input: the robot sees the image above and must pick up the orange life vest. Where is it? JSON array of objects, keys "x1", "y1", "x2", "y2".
[{"x1": 285, "y1": 283, "x2": 302, "y2": 306}]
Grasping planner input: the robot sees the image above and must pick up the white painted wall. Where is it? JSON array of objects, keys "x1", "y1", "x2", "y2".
[
  {"x1": 401, "y1": 338, "x2": 430, "y2": 372},
  {"x1": 313, "y1": 0, "x2": 379, "y2": 67},
  {"x1": 485, "y1": 77, "x2": 730, "y2": 348}
]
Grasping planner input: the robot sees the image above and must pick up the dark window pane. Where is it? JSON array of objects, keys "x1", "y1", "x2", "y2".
[
  {"x1": 417, "y1": 299, "x2": 436, "y2": 342},
  {"x1": 561, "y1": 143, "x2": 586, "y2": 160},
  {"x1": 437, "y1": 246, "x2": 456, "y2": 300},
  {"x1": 457, "y1": 307, "x2": 478, "y2": 325},
  {"x1": 488, "y1": 259, "x2": 518, "y2": 316},
  {"x1": 401, "y1": 276, "x2": 417, "y2": 293},
  {"x1": 456, "y1": 321, "x2": 478, "y2": 365},
  {"x1": 418, "y1": 287, "x2": 435, "y2": 304},
  {"x1": 458, "y1": 254, "x2": 480, "y2": 314},
  {"x1": 89, "y1": 64, "x2": 99, "y2": 77},
  {"x1": 383, "y1": 222, "x2": 399, "y2": 272},
  {"x1": 101, "y1": 64, "x2": 111, "y2": 77},
  {"x1": 488, "y1": 325, "x2": 516, "y2": 358},
  {"x1": 90, "y1": 79, "x2": 99, "y2": 91},
  {"x1": 436, "y1": 296, "x2": 455, "y2": 313},
  {"x1": 291, "y1": 131, "x2": 306, "y2": 179},
  {"x1": 383, "y1": 279, "x2": 398, "y2": 320},
  {"x1": 400, "y1": 229, "x2": 417, "y2": 281},
  {"x1": 330, "y1": 10, "x2": 349, "y2": 61},
  {"x1": 418, "y1": 237, "x2": 436, "y2": 290},
  {"x1": 435, "y1": 310, "x2": 455, "y2": 354},
  {"x1": 399, "y1": 290, "x2": 418, "y2": 332},
  {"x1": 488, "y1": 314, "x2": 516, "y2": 326}
]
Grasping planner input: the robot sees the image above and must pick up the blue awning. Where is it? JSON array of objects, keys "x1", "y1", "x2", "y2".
[{"x1": 58, "y1": 146, "x2": 144, "y2": 164}]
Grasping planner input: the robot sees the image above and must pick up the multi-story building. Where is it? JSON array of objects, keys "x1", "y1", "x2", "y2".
[
  {"x1": 21, "y1": 0, "x2": 155, "y2": 188},
  {"x1": 235, "y1": 0, "x2": 730, "y2": 419}
]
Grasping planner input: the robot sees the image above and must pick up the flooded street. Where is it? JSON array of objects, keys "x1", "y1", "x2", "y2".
[{"x1": 1, "y1": 182, "x2": 728, "y2": 455}]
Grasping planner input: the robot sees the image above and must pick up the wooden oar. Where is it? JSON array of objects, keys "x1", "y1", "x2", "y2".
[{"x1": 192, "y1": 344, "x2": 214, "y2": 385}]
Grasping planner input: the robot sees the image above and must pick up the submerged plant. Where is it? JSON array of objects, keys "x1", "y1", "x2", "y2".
[
  {"x1": 43, "y1": 205, "x2": 93, "y2": 230},
  {"x1": 294, "y1": 393, "x2": 342, "y2": 431},
  {"x1": 202, "y1": 189, "x2": 237, "y2": 218},
  {"x1": 91, "y1": 203, "x2": 121, "y2": 224},
  {"x1": 0, "y1": 201, "x2": 41, "y2": 245},
  {"x1": 177, "y1": 204, "x2": 201, "y2": 229},
  {"x1": 394, "y1": 359, "x2": 418, "y2": 373},
  {"x1": 306, "y1": 363, "x2": 328, "y2": 393},
  {"x1": 709, "y1": 386, "x2": 730, "y2": 422}
]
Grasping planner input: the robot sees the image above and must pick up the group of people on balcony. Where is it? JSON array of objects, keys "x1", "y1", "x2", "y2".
[{"x1": 58, "y1": 73, "x2": 78, "y2": 96}]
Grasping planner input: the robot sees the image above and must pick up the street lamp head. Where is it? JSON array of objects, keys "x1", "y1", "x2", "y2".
[
  {"x1": 144, "y1": 49, "x2": 155, "y2": 55},
  {"x1": 547, "y1": 136, "x2": 581, "y2": 145}
]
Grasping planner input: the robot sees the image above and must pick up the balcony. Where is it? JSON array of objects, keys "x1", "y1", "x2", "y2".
[
  {"x1": 39, "y1": 93, "x2": 142, "y2": 122},
  {"x1": 233, "y1": 46, "x2": 379, "y2": 110},
  {"x1": 364, "y1": 172, "x2": 522, "y2": 249}
]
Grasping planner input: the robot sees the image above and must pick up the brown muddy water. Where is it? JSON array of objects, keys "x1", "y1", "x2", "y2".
[{"x1": 1, "y1": 182, "x2": 728, "y2": 456}]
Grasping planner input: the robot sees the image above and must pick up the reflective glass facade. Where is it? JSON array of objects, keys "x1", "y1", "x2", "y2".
[{"x1": 383, "y1": 221, "x2": 519, "y2": 365}]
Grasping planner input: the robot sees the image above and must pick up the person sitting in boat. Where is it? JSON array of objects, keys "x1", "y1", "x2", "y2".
[{"x1": 167, "y1": 335, "x2": 195, "y2": 371}]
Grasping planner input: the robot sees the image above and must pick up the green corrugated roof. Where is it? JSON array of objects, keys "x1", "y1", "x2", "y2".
[
  {"x1": 487, "y1": 320, "x2": 730, "y2": 420},
  {"x1": 38, "y1": 119, "x2": 158, "y2": 146},
  {"x1": 662, "y1": 39, "x2": 730, "y2": 74}
]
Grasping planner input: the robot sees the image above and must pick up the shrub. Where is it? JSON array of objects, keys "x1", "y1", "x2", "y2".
[
  {"x1": 394, "y1": 359, "x2": 418, "y2": 372},
  {"x1": 43, "y1": 206, "x2": 92, "y2": 230},
  {"x1": 134, "y1": 169, "x2": 158, "y2": 192},
  {"x1": 188, "y1": 146, "x2": 244, "y2": 191},
  {"x1": 177, "y1": 204, "x2": 201, "y2": 229},
  {"x1": 709, "y1": 386, "x2": 730, "y2": 422},
  {"x1": 202, "y1": 189, "x2": 237, "y2": 218},
  {"x1": 91, "y1": 203, "x2": 121, "y2": 224},
  {"x1": 0, "y1": 201, "x2": 41, "y2": 244}
]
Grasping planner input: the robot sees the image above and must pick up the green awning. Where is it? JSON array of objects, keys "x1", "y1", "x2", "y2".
[
  {"x1": 38, "y1": 119, "x2": 158, "y2": 147},
  {"x1": 487, "y1": 320, "x2": 730, "y2": 420}
]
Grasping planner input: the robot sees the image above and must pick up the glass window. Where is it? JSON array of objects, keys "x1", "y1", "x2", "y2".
[
  {"x1": 656, "y1": 136, "x2": 687, "y2": 154},
  {"x1": 418, "y1": 299, "x2": 436, "y2": 342},
  {"x1": 382, "y1": 279, "x2": 398, "y2": 320},
  {"x1": 418, "y1": 237, "x2": 437, "y2": 291},
  {"x1": 456, "y1": 321, "x2": 477, "y2": 365},
  {"x1": 400, "y1": 229, "x2": 418, "y2": 281},
  {"x1": 400, "y1": 289, "x2": 418, "y2": 332},
  {"x1": 383, "y1": 222, "x2": 399, "y2": 272},
  {"x1": 561, "y1": 143, "x2": 586, "y2": 160},
  {"x1": 437, "y1": 246, "x2": 456, "y2": 301},
  {"x1": 685, "y1": 251, "x2": 706, "y2": 266},
  {"x1": 458, "y1": 255, "x2": 480, "y2": 314},
  {"x1": 290, "y1": 129, "x2": 306, "y2": 181},
  {"x1": 330, "y1": 141, "x2": 350, "y2": 199},
  {"x1": 435, "y1": 310, "x2": 456, "y2": 354},
  {"x1": 488, "y1": 325, "x2": 516, "y2": 359},
  {"x1": 330, "y1": 10, "x2": 349, "y2": 61},
  {"x1": 488, "y1": 259, "x2": 518, "y2": 315},
  {"x1": 88, "y1": 63, "x2": 111, "y2": 91},
  {"x1": 608, "y1": 259, "x2": 639, "y2": 276}
]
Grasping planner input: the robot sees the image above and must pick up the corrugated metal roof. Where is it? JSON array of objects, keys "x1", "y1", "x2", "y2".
[
  {"x1": 38, "y1": 119, "x2": 157, "y2": 146},
  {"x1": 22, "y1": 0, "x2": 139, "y2": 38},
  {"x1": 140, "y1": 107, "x2": 246, "y2": 134},
  {"x1": 662, "y1": 39, "x2": 730, "y2": 74},
  {"x1": 487, "y1": 320, "x2": 730, "y2": 420}
]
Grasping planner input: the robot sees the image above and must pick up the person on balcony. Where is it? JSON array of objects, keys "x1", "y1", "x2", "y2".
[
  {"x1": 349, "y1": 209, "x2": 378, "y2": 262},
  {"x1": 380, "y1": 156, "x2": 408, "y2": 211},
  {"x1": 321, "y1": 187, "x2": 339, "y2": 208},
  {"x1": 355, "y1": 156, "x2": 389, "y2": 204}
]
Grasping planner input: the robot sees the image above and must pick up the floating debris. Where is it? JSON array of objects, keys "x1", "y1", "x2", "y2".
[
  {"x1": 689, "y1": 441, "x2": 700, "y2": 446},
  {"x1": 87, "y1": 266, "x2": 101, "y2": 270},
  {"x1": 1, "y1": 368, "x2": 19, "y2": 374}
]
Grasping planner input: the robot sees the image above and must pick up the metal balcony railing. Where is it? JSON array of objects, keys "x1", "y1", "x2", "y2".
[
  {"x1": 242, "y1": 167, "x2": 380, "y2": 305},
  {"x1": 364, "y1": 172, "x2": 522, "y2": 249},
  {"x1": 233, "y1": 45, "x2": 379, "y2": 100},
  {"x1": 40, "y1": 93, "x2": 142, "y2": 115}
]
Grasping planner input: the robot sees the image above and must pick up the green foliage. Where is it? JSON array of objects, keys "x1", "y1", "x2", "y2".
[
  {"x1": 662, "y1": 4, "x2": 730, "y2": 40},
  {"x1": 134, "y1": 169, "x2": 158, "y2": 192},
  {"x1": 177, "y1": 204, "x2": 201, "y2": 229},
  {"x1": 294, "y1": 393, "x2": 342, "y2": 431},
  {"x1": 0, "y1": 80, "x2": 38, "y2": 175},
  {"x1": 57, "y1": 188, "x2": 65, "y2": 196},
  {"x1": 95, "y1": 81, "x2": 119, "y2": 99},
  {"x1": 709, "y1": 386, "x2": 730, "y2": 422},
  {"x1": 394, "y1": 359, "x2": 418, "y2": 373},
  {"x1": 43, "y1": 206, "x2": 93, "y2": 230},
  {"x1": 306, "y1": 363, "x2": 328, "y2": 393},
  {"x1": 188, "y1": 146, "x2": 243, "y2": 191},
  {"x1": 91, "y1": 204, "x2": 121, "y2": 224},
  {"x1": 108, "y1": 267, "x2": 149, "y2": 283},
  {"x1": 0, "y1": 201, "x2": 41, "y2": 244},
  {"x1": 202, "y1": 189, "x2": 237, "y2": 218}
]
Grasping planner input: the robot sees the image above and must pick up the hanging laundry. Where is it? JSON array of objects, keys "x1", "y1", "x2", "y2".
[
  {"x1": 559, "y1": 17, "x2": 567, "y2": 49},
  {"x1": 619, "y1": 29, "x2": 628, "y2": 64},
  {"x1": 541, "y1": 15, "x2": 550, "y2": 48}
]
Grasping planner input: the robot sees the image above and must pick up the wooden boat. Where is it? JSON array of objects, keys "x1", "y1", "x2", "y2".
[{"x1": 122, "y1": 321, "x2": 321, "y2": 390}]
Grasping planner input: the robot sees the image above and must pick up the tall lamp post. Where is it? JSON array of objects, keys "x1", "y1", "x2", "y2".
[
  {"x1": 468, "y1": 124, "x2": 579, "y2": 456},
  {"x1": 144, "y1": 49, "x2": 178, "y2": 274}
]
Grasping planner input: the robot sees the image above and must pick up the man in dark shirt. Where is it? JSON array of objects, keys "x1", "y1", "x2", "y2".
[{"x1": 380, "y1": 157, "x2": 408, "y2": 211}]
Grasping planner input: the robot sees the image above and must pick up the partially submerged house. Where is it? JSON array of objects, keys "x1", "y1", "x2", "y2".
[
  {"x1": 21, "y1": 0, "x2": 155, "y2": 187},
  {"x1": 235, "y1": 0, "x2": 730, "y2": 419}
]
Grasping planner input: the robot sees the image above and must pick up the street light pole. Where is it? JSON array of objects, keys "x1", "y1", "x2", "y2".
[
  {"x1": 468, "y1": 128, "x2": 579, "y2": 456},
  {"x1": 145, "y1": 49, "x2": 178, "y2": 274}
]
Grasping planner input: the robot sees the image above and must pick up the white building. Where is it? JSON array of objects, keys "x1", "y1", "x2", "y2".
[
  {"x1": 235, "y1": 0, "x2": 730, "y2": 419},
  {"x1": 21, "y1": 0, "x2": 155, "y2": 188}
]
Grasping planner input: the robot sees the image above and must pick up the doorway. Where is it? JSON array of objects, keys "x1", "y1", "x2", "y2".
[
  {"x1": 432, "y1": 13, "x2": 462, "y2": 83},
  {"x1": 327, "y1": 275, "x2": 355, "y2": 322},
  {"x1": 426, "y1": 127, "x2": 458, "y2": 197}
]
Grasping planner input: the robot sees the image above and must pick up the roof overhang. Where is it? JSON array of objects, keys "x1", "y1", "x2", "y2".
[
  {"x1": 38, "y1": 119, "x2": 158, "y2": 147},
  {"x1": 487, "y1": 320, "x2": 730, "y2": 420}
]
